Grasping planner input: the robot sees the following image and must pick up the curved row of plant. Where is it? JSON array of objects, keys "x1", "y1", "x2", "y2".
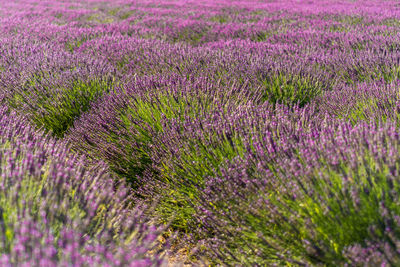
[{"x1": 0, "y1": 105, "x2": 166, "y2": 266}]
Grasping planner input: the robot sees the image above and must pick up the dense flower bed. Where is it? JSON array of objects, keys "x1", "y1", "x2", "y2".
[{"x1": 2, "y1": 0, "x2": 400, "y2": 265}]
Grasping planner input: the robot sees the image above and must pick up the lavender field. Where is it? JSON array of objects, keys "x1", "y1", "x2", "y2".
[{"x1": 2, "y1": 0, "x2": 400, "y2": 266}]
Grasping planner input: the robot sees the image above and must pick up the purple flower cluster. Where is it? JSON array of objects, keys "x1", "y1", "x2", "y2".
[{"x1": 0, "y1": 105, "x2": 165, "y2": 266}]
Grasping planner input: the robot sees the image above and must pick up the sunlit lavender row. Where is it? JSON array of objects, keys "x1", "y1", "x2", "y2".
[
  {"x1": 2, "y1": 0, "x2": 400, "y2": 266},
  {"x1": 0, "y1": 106, "x2": 165, "y2": 266}
]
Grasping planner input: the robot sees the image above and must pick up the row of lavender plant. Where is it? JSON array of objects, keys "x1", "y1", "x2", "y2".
[
  {"x1": 183, "y1": 102, "x2": 400, "y2": 265},
  {"x1": 67, "y1": 77, "x2": 400, "y2": 263},
  {"x1": 0, "y1": 105, "x2": 167, "y2": 266}
]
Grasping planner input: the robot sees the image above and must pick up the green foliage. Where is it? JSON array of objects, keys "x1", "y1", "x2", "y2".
[
  {"x1": 252, "y1": 31, "x2": 269, "y2": 42},
  {"x1": 339, "y1": 64, "x2": 400, "y2": 85},
  {"x1": 338, "y1": 97, "x2": 399, "y2": 125},
  {"x1": 10, "y1": 78, "x2": 114, "y2": 138},
  {"x1": 342, "y1": 98, "x2": 381, "y2": 124},
  {"x1": 236, "y1": 151, "x2": 400, "y2": 265},
  {"x1": 329, "y1": 24, "x2": 349, "y2": 32},
  {"x1": 158, "y1": 131, "x2": 246, "y2": 230},
  {"x1": 382, "y1": 18, "x2": 400, "y2": 27},
  {"x1": 283, "y1": 154, "x2": 397, "y2": 264},
  {"x1": 209, "y1": 15, "x2": 229, "y2": 23},
  {"x1": 104, "y1": 91, "x2": 207, "y2": 188},
  {"x1": 119, "y1": 11, "x2": 135, "y2": 20},
  {"x1": 326, "y1": 14, "x2": 367, "y2": 26},
  {"x1": 377, "y1": 65, "x2": 400, "y2": 83},
  {"x1": 54, "y1": 13, "x2": 63, "y2": 19},
  {"x1": 171, "y1": 27, "x2": 208, "y2": 46},
  {"x1": 108, "y1": 7, "x2": 121, "y2": 16},
  {"x1": 340, "y1": 15, "x2": 366, "y2": 26},
  {"x1": 108, "y1": 90, "x2": 246, "y2": 229},
  {"x1": 260, "y1": 72, "x2": 323, "y2": 107},
  {"x1": 65, "y1": 34, "x2": 103, "y2": 52},
  {"x1": 91, "y1": 15, "x2": 114, "y2": 24},
  {"x1": 65, "y1": 37, "x2": 88, "y2": 52}
]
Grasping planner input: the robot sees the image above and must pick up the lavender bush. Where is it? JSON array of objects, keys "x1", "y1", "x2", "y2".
[
  {"x1": 193, "y1": 117, "x2": 400, "y2": 266},
  {"x1": 0, "y1": 106, "x2": 165, "y2": 266}
]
